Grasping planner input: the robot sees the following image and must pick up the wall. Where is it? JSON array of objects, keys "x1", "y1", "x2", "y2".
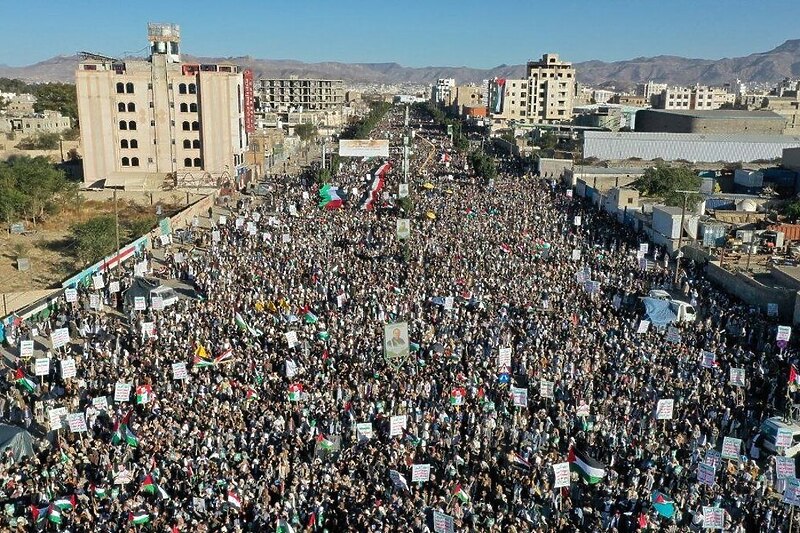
[{"x1": 705, "y1": 262, "x2": 797, "y2": 319}]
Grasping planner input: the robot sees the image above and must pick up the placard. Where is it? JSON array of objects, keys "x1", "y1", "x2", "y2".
[
  {"x1": 444, "y1": 296, "x2": 454, "y2": 311},
  {"x1": 235, "y1": 217, "x2": 244, "y2": 229},
  {"x1": 697, "y1": 462, "x2": 715, "y2": 486},
  {"x1": 218, "y1": 215, "x2": 227, "y2": 226},
  {"x1": 19, "y1": 340, "x2": 34, "y2": 359},
  {"x1": 65, "y1": 288, "x2": 78, "y2": 303},
  {"x1": 134, "y1": 297, "x2": 146, "y2": 311},
  {"x1": 34, "y1": 357, "x2": 50, "y2": 377},
  {"x1": 639, "y1": 243, "x2": 649, "y2": 254},
  {"x1": 571, "y1": 249, "x2": 581, "y2": 261},
  {"x1": 356, "y1": 422, "x2": 373, "y2": 441},
  {"x1": 282, "y1": 233, "x2": 291, "y2": 244},
  {"x1": 134, "y1": 260, "x2": 147, "y2": 277},
  {"x1": 247, "y1": 221, "x2": 256, "y2": 235},
  {"x1": 411, "y1": 464, "x2": 431, "y2": 482},
  {"x1": 141, "y1": 322, "x2": 155, "y2": 338},
  {"x1": 212, "y1": 230, "x2": 221, "y2": 243},
  {"x1": 778, "y1": 325, "x2": 792, "y2": 342},
  {"x1": 92, "y1": 396, "x2": 109, "y2": 411},
  {"x1": 776, "y1": 456, "x2": 796, "y2": 480},
  {"x1": 114, "y1": 382, "x2": 132, "y2": 403},
  {"x1": 159, "y1": 234, "x2": 171, "y2": 245},
  {"x1": 285, "y1": 331, "x2": 298, "y2": 348},
  {"x1": 729, "y1": 367, "x2": 745, "y2": 387},
  {"x1": 498, "y1": 347, "x2": 512, "y2": 368},
  {"x1": 432, "y1": 510, "x2": 455, "y2": 533},
  {"x1": 511, "y1": 387, "x2": 528, "y2": 407},
  {"x1": 60, "y1": 358, "x2": 77, "y2": 379},
  {"x1": 574, "y1": 216, "x2": 581, "y2": 226},
  {"x1": 704, "y1": 449, "x2": 721, "y2": 469},
  {"x1": 552, "y1": 462, "x2": 571, "y2": 488},
  {"x1": 700, "y1": 350, "x2": 716, "y2": 368},
  {"x1": 172, "y1": 362, "x2": 188, "y2": 380},
  {"x1": 397, "y1": 219, "x2": 411, "y2": 240},
  {"x1": 655, "y1": 399, "x2": 674, "y2": 420},
  {"x1": 666, "y1": 327, "x2": 681, "y2": 344},
  {"x1": 702, "y1": 506, "x2": 724, "y2": 529},
  {"x1": 721, "y1": 436, "x2": 742, "y2": 460},
  {"x1": 540, "y1": 379, "x2": 554, "y2": 400},
  {"x1": 337, "y1": 294, "x2": 346, "y2": 308},
  {"x1": 151, "y1": 296, "x2": 164, "y2": 311},
  {"x1": 389, "y1": 415, "x2": 407, "y2": 437},
  {"x1": 67, "y1": 412, "x2": 88, "y2": 433},
  {"x1": 637, "y1": 320, "x2": 650, "y2": 334},
  {"x1": 89, "y1": 294, "x2": 101, "y2": 310},
  {"x1": 47, "y1": 407, "x2": 68, "y2": 431},
  {"x1": 398, "y1": 184, "x2": 409, "y2": 198},
  {"x1": 776, "y1": 428, "x2": 794, "y2": 449},
  {"x1": 109, "y1": 281, "x2": 120, "y2": 293},
  {"x1": 576, "y1": 403, "x2": 590, "y2": 417},
  {"x1": 92, "y1": 274, "x2": 105, "y2": 290},
  {"x1": 50, "y1": 327, "x2": 70, "y2": 350},
  {"x1": 289, "y1": 205, "x2": 298, "y2": 217},
  {"x1": 768, "y1": 303, "x2": 779, "y2": 317}
]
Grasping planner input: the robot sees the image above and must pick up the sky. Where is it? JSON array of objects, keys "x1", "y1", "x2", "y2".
[{"x1": 2, "y1": 0, "x2": 799, "y2": 68}]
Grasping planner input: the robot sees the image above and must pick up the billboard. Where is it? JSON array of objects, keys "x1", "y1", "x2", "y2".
[
  {"x1": 243, "y1": 69, "x2": 255, "y2": 134},
  {"x1": 339, "y1": 139, "x2": 390, "y2": 158},
  {"x1": 489, "y1": 78, "x2": 506, "y2": 114}
]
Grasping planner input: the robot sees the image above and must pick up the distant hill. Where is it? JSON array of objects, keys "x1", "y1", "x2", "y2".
[{"x1": 1, "y1": 40, "x2": 799, "y2": 87}]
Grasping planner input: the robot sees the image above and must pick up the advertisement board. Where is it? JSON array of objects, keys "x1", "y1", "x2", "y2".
[{"x1": 338, "y1": 140, "x2": 390, "y2": 158}]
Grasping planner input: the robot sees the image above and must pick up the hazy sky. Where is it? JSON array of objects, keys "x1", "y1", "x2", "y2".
[{"x1": 2, "y1": 0, "x2": 799, "y2": 68}]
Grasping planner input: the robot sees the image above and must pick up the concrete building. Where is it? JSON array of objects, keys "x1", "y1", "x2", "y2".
[
  {"x1": 255, "y1": 77, "x2": 344, "y2": 113},
  {"x1": 573, "y1": 104, "x2": 643, "y2": 131},
  {"x1": 526, "y1": 53, "x2": 576, "y2": 123},
  {"x1": 610, "y1": 94, "x2": 650, "y2": 107},
  {"x1": 636, "y1": 109, "x2": 786, "y2": 135},
  {"x1": 6, "y1": 94, "x2": 36, "y2": 116},
  {"x1": 7, "y1": 111, "x2": 72, "y2": 135},
  {"x1": 658, "y1": 86, "x2": 693, "y2": 109},
  {"x1": 692, "y1": 86, "x2": 735, "y2": 110},
  {"x1": 488, "y1": 78, "x2": 529, "y2": 126},
  {"x1": 762, "y1": 96, "x2": 800, "y2": 134},
  {"x1": 636, "y1": 82, "x2": 667, "y2": 106},
  {"x1": 451, "y1": 84, "x2": 486, "y2": 116},
  {"x1": 76, "y1": 23, "x2": 248, "y2": 189},
  {"x1": 432, "y1": 78, "x2": 455, "y2": 105},
  {"x1": 592, "y1": 89, "x2": 616, "y2": 104}
]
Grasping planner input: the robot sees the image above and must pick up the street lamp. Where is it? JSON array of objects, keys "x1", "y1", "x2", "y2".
[{"x1": 673, "y1": 189, "x2": 700, "y2": 286}]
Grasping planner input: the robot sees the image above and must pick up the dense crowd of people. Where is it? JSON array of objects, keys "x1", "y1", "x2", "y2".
[{"x1": 0, "y1": 104, "x2": 798, "y2": 532}]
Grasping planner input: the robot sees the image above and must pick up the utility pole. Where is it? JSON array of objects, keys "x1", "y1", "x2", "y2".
[
  {"x1": 113, "y1": 188, "x2": 120, "y2": 255},
  {"x1": 673, "y1": 190, "x2": 697, "y2": 286}
]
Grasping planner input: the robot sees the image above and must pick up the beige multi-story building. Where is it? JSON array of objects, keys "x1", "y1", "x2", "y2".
[
  {"x1": 526, "y1": 53, "x2": 576, "y2": 122},
  {"x1": 488, "y1": 78, "x2": 529, "y2": 125},
  {"x1": 451, "y1": 84, "x2": 486, "y2": 115},
  {"x1": 691, "y1": 86, "x2": 735, "y2": 110},
  {"x1": 6, "y1": 94, "x2": 36, "y2": 116},
  {"x1": 256, "y1": 77, "x2": 345, "y2": 113},
  {"x1": 636, "y1": 82, "x2": 667, "y2": 106},
  {"x1": 76, "y1": 23, "x2": 248, "y2": 189}
]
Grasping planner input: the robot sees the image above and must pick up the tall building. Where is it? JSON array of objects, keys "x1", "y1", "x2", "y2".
[
  {"x1": 526, "y1": 54, "x2": 577, "y2": 122},
  {"x1": 432, "y1": 78, "x2": 456, "y2": 105},
  {"x1": 636, "y1": 81, "x2": 667, "y2": 106},
  {"x1": 255, "y1": 77, "x2": 345, "y2": 113},
  {"x1": 76, "y1": 23, "x2": 250, "y2": 189}
]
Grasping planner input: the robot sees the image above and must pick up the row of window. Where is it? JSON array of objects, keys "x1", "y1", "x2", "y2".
[
  {"x1": 120, "y1": 139, "x2": 138, "y2": 149},
  {"x1": 119, "y1": 120, "x2": 137, "y2": 130},
  {"x1": 121, "y1": 157, "x2": 140, "y2": 167},
  {"x1": 118, "y1": 102, "x2": 196, "y2": 113},
  {"x1": 183, "y1": 139, "x2": 201, "y2": 149},
  {"x1": 184, "y1": 158, "x2": 202, "y2": 167},
  {"x1": 119, "y1": 120, "x2": 201, "y2": 131},
  {"x1": 122, "y1": 157, "x2": 202, "y2": 168},
  {"x1": 117, "y1": 82, "x2": 198, "y2": 95},
  {"x1": 179, "y1": 103, "x2": 198, "y2": 113},
  {"x1": 182, "y1": 121, "x2": 200, "y2": 131},
  {"x1": 116, "y1": 82, "x2": 134, "y2": 94},
  {"x1": 118, "y1": 102, "x2": 136, "y2": 112}
]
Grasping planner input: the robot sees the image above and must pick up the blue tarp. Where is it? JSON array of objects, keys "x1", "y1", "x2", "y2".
[{"x1": 643, "y1": 298, "x2": 676, "y2": 326}]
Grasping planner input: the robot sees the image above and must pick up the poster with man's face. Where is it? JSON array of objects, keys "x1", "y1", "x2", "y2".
[
  {"x1": 384, "y1": 322, "x2": 409, "y2": 364},
  {"x1": 397, "y1": 219, "x2": 410, "y2": 240}
]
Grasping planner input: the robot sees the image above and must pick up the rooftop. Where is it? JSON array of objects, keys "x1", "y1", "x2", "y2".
[
  {"x1": 584, "y1": 131, "x2": 800, "y2": 143},
  {"x1": 641, "y1": 109, "x2": 783, "y2": 120}
]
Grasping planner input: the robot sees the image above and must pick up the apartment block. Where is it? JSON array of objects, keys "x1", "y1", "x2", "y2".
[
  {"x1": 526, "y1": 53, "x2": 576, "y2": 122},
  {"x1": 255, "y1": 77, "x2": 345, "y2": 113}
]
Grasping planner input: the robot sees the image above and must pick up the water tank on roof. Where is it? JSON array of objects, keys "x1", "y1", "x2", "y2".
[{"x1": 737, "y1": 199, "x2": 758, "y2": 212}]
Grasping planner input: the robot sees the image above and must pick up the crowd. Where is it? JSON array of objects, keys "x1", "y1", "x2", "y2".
[{"x1": 0, "y1": 104, "x2": 798, "y2": 532}]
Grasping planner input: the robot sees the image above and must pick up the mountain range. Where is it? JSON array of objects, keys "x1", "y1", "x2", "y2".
[{"x1": 1, "y1": 40, "x2": 799, "y2": 88}]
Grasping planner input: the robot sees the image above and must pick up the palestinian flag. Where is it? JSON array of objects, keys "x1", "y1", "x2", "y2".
[
  {"x1": 193, "y1": 354, "x2": 215, "y2": 368},
  {"x1": 790, "y1": 364, "x2": 800, "y2": 385},
  {"x1": 135, "y1": 384, "x2": 153, "y2": 405},
  {"x1": 141, "y1": 474, "x2": 156, "y2": 494},
  {"x1": 235, "y1": 312, "x2": 262, "y2": 336},
  {"x1": 46, "y1": 504, "x2": 62, "y2": 524},
  {"x1": 304, "y1": 311, "x2": 318, "y2": 324},
  {"x1": 316, "y1": 433, "x2": 334, "y2": 451},
  {"x1": 14, "y1": 368, "x2": 37, "y2": 394},
  {"x1": 511, "y1": 453, "x2": 531, "y2": 471},
  {"x1": 452, "y1": 484, "x2": 470, "y2": 503},
  {"x1": 651, "y1": 490, "x2": 676, "y2": 518},
  {"x1": 317, "y1": 331, "x2": 330, "y2": 341},
  {"x1": 450, "y1": 387, "x2": 466, "y2": 406},
  {"x1": 91, "y1": 484, "x2": 107, "y2": 499},
  {"x1": 30, "y1": 505, "x2": 48, "y2": 524},
  {"x1": 568, "y1": 446, "x2": 606, "y2": 484},
  {"x1": 54, "y1": 495, "x2": 76, "y2": 511},
  {"x1": 276, "y1": 520, "x2": 295, "y2": 533},
  {"x1": 319, "y1": 184, "x2": 345, "y2": 210},
  {"x1": 288, "y1": 383, "x2": 303, "y2": 402},
  {"x1": 227, "y1": 490, "x2": 242, "y2": 510},
  {"x1": 246, "y1": 388, "x2": 259, "y2": 401},
  {"x1": 123, "y1": 426, "x2": 139, "y2": 447},
  {"x1": 214, "y1": 347, "x2": 234, "y2": 364},
  {"x1": 129, "y1": 510, "x2": 150, "y2": 525}
]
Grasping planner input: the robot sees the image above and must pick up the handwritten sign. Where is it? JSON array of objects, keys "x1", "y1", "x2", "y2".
[
  {"x1": 134, "y1": 297, "x2": 146, "y2": 311},
  {"x1": 511, "y1": 387, "x2": 528, "y2": 407},
  {"x1": 92, "y1": 274, "x2": 105, "y2": 290},
  {"x1": 704, "y1": 449, "x2": 721, "y2": 469},
  {"x1": 218, "y1": 215, "x2": 227, "y2": 226},
  {"x1": 777, "y1": 457, "x2": 796, "y2": 480},
  {"x1": 637, "y1": 320, "x2": 650, "y2": 334},
  {"x1": 702, "y1": 507, "x2": 724, "y2": 529},
  {"x1": 47, "y1": 407, "x2": 68, "y2": 431},
  {"x1": 698, "y1": 462, "x2": 715, "y2": 486},
  {"x1": 411, "y1": 464, "x2": 431, "y2": 482},
  {"x1": 285, "y1": 331, "x2": 298, "y2": 348},
  {"x1": 701, "y1": 350, "x2": 716, "y2": 368},
  {"x1": 729, "y1": 367, "x2": 745, "y2": 387},
  {"x1": 60, "y1": 358, "x2": 77, "y2": 379},
  {"x1": 576, "y1": 403, "x2": 590, "y2": 417},
  {"x1": 389, "y1": 415, "x2": 407, "y2": 437},
  {"x1": 776, "y1": 428, "x2": 794, "y2": 449},
  {"x1": 571, "y1": 249, "x2": 581, "y2": 261},
  {"x1": 433, "y1": 511, "x2": 455, "y2": 533},
  {"x1": 574, "y1": 215, "x2": 581, "y2": 226},
  {"x1": 553, "y1": 462, "x2": 571, "y2": 488},
  {"x1": 356, "y1": 422, "x2": 373, "y2": 441},
  {"x1": 721, "y1": 436, "x2": 742, "y2": 460},
  {"x1": 89, "y1": 294, "x2": 101, "y2": 310},
  {"x1": 444, "y1": 296, "x2": 454, "y2": 311},
  {"x1": 498, "y1": 347, "x2": 512, "y2": 368},
  {"x1": 151, "y1": 296, "x2": 164, "y2": 311},
  {"x1": 172, "y1": 362, "x2": 188, "y2": 380},
  {"x1": 114, "y1": 382, "x2": 132, "y2": 403},
  {"x1": 65, "y1": 288, "x2": 78, "y2": 303},
  {"x1": 92, "y1": 396, "x2": 109, "y2": 411},
  {"x1": 778, "y1": 325, "x2": 792, "y2": 342},
  {"x1": 655, "y1": 399, "x2": 674, "y2": 420},
  {"x1": 109, "y1": 281, "x2": 120, "y2": 293},
  {"x1": 50, "y1": 327, "x2": 70, "y2": 350},
  {"x1": 67, "y1": 412, "x2": 88, "y2": 433},
  {"x1": 19, "y1": 340, "x2": 34, "y2": 359},
  {"x1": 34, "y1": 357, "x2": 50, "y2": 377},
  {"x1": 141, "y1": 322, "x2": 155, "y2": 338},
  {"x1": 540, "y1": 379, "x2": 554, "y2": 400},
  {"x1": 666, "y1": 327, "x2": 681, "y2": 344}
]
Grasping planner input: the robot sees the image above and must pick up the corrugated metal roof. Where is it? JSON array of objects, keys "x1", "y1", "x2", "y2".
[{"x1": 639, "y1": 109, "x2": 783, "y2": 120}]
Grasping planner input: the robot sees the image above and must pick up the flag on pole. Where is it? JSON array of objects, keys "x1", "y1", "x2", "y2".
[
  {"x1": 128, "y1": 510, "x2": 150, "y2": 525},
  {"x1": 141, "y1": 475, "x2": 156, "y2": 494},
  {"x1": 246, "y1": 388, "x2": 259, "y2": 401},
  {"x1": 288, "y1": 383, "x2": 303, "y2": 401},
  {"x1": 214, "y1": 347, "x2": 234, "y2": 364},
  {"x1": 511, "y1": 453, "x2": 531, "y2": 471},
  {"x1": 449, "y1": 387, "x2": 466, "y2": 406},
  {"x1": 53, "y1": 495, "x2": 76, "y2": 511},
  {"x1": 452, "y1": 484, "x2": 470, "y2": 503},
  {"x1": 135, "y1": 384, "x2": 153, "y2": 405},
  {"x1": 46, "y1": 504, "x2": 62, "y2": 524},
  {"x1": 359, "y1": 163, "x2": 389, "y2": 210},
  {"x1": 91, "y1": 484, "x2": 107, "y2": 499},
  {"x1": 276, "y1": 519, "x2": 295, "y2": 533},
  {"x1": 316, "y1": 433, "x2": 334, "y2": 451},
  {"x1": 304, "y1": 311, "x2": 318, "y2": 324},
  {"x1": 227, "y1": 490, "x2": 242, "y2": 510},
  {"x1": 194, "y1": 343, "x2": 209, "y2": 360},
  {"x1": 790, "y1": 364, "x2": 799, "y2": 385},
  {"x1": 317, "y1": 331, "x2": 330, "y2": 341},
  {"x1": 568, "y1": 446, "x2": 606, "y2": 484},
  {"x1": 319, "y1": 184, "x2": 345, "y2": 210},
  {"x1": 234, "y1": 312, "x2": 262, "y2": 336},
  {"x1": 30, "y1": 505, "x2": 48, "y2": 524},
  {"x1": 193, "y1": 355, "x2": 215, "y2": 368},
  {"x1": 14, "y1": 368, "x2": 37, "y2": 394}
]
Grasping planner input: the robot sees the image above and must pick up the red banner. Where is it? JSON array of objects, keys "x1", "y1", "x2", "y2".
[{"x1": 243, "y1": 69, "x2": 255, "y2": 134}]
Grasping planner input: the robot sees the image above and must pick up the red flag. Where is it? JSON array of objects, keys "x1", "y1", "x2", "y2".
[
  {"x1": 308, "y1": 512, "x2": 317, "y2": 528},
  {"x1": 790, "y1": 365, "x2": 798, "y2": 385},
  {"x1": 322, "y1": 349, "x2": 329, "y2": 361}
]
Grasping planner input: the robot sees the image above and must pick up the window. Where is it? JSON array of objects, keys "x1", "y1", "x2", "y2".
[
  {"x1": 180, "y1": 103, "x2": 188, "y2": 112},
  {"x1": 121, "y1": 157, "x2": 130, "y2": 166},
  {"x1": 182, "y1": 121, "x2": 190, "y2": 131},
  {"x1": 189, "y1": 103, "x2": 198, "y2": 112},
  {"x1": 184, "y1": 158, "x2": 192, "y2": 167},
  {"x1": 192, "y1": 139, "x2": 200, "y2": 149},
  {"x1": 118, "y1": 102, "x2": 126, "y2": 112},
  {"x1": 128, "y1": 121, "x2": 137, "y2": 130},
  {"x1": 193, "y1": 158, "x2": 201, "y2": 167},
  {"x1": 125, "y1": 82, "x2": 134, "y2": 94},
  {"x1": 151, "y1": 120, "x2": 156, "y2": 127},
  {"x1": 119, "y1": 120, "x2": 127, "y2": 130},
  {"x1": 127, "y1": 102, "x2": 136, "y2": 112},
  {"x1": 116, "y1": 82, "x2": 125, "y2": 94},
  {"x1": 188, "y1": 83, "x2": 196, "y2": 94},
  {"x1": 178, "y1": 83, "x2": 187, "y2": 94},
  {"x1": 120, "y1": 139, "x2": 129, "y2": 149},
  {"x1": 183, "y1": 140, "x2": 191, "y2": 148},
  {"x1": 130, "y1": 139, "x2": 138, "y2": 149},
  {"x1": 148, "y1": 158, "x2": 154, "y2": 164},
  {"x1": 191, "y1": 121, "x2": 200, "y2": 131},
  {"x1": 131, "y1": 157, "x2": 139, "y2": 167}
]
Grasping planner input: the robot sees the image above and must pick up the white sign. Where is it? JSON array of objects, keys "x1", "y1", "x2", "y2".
[
  {"x1": 285, "y1": 359, "x2": 298, "y2": 378},
  {"x1": 702, "y1": 506, "x2": 725, "y2": 529},
  {"x1": 388, "y1": 469, "x2": 409, "y2": 491},
  {"x1": 285, "y1": 331, "x2": 298, "y2": 348},
  {"x1": 655, "y1": 399, "x2": 674, "y2": 420},
  {"x1": 114, "y1": 382, "x2": 132, "y2": 403},
  {"x1": 571, "y1": 249, "x2": 581, "y2": 261},
  {"x1": 432, "y1": 510, "x2": 455, "y2": 533},
  {"x1": 574, "y1": 215, "x2": 582, "y2": 226},
  {"x1": 67, "y1": 412, "x2": 88, "y2": 433},
  {"x1": 776, "y1": 428, "x2": 794, "y2": 449},
  {"x1": 576, "y1": 403, "x2": 591, "y2": 417},
  {"x1": 721, "y1": 436, "x2": 742, "y2": 460},
  {"x1": 511, "y1": 387, "x2": 528, "y2": 407},
  {"x1": 552, "y1": 462, "x2": 571, "y2": 488},
  {"x1": 109, "y1": 281, "x2": 120, "y2": 293},
  {"x1": 666, "y1": 326, "x2": 681, "y2": 344},
  {"x1": 768, "y1": 303, "x2": 779, "y2": 317},
  {"x1": 444, "y1": 296, "x2": 454, "y2": 311},
  {"x1": 172, "y1": 362, "x2": 188, "y2": 380},
  {"x1": 411, "y1": 463, "x2": 431, "y2": 482},
  {"x1": 89, "y1": 294, "x2": 101, "y2": 310},
  {"x1": 729, "y1": 367, "x2": 745, "y2": 387},
  {"x1": 389, "y1": 415, "x2": 407, "y2": 437},
  {"x1": 65, "y1": 288, "x2": 78, "y2": 303},
  {"x1": 159, "y1": 234, "x2": 171, "y2": 245},
  {"x1": 282, "y1": 233, "x2": 291, "y2": 244},
  {"x1": 92, "y1": 396, "x2": 109, "y2": 411},
  {"x1": 639, "y1": 243, "x2": 649, "y2": 254},
  {"x1": 778, "y1": 325, "x2": 792, "y2": 342},
  {"x1": 19, "y1": 340, "x2": 34, "y2": 359},
  {"x1": 47, "y1": 407, "x2": 68, "y2": 431},
  {"x1": 701, "y1": 350, "x2": 716, "y2": 368},
  {"x1": 637, "y1": 320, "x2": 650, "y2": 334},
  {"x1": 356, "y1": 422, "x2": 373, "y2": 441},
  {"x1": 697, "y1": 462, "x2": 715, "y2": 486},
  {"x1": 60, "y1": 358, "x2": 77, "y2": 379},
  {"x1": 337, "y1": 294, "x2": 346, "y2": 308},
  {"x1": 134, "y1": 260, "x2": 147, "y2": 277},
  {"x1": 141, "y1": 322, "x2": 155, "y2": 338},
  {"x1": 704, "y1": 449, "x2": 721, "y2": 469},
  {"x1": 776, "y1": 456, "x2": 796, "y2": 480},
  {"x1": 50, "y1": 327, "x2": 70, "y2": 350},
  {"x1": 498, "y1": 347, "x2": 512, "y2": 368},
  {"x1": 212, "y1": 230, "x2": 221, "y2": 243},
  {"x1": 134, "y1": 297, "x2": 146, "y2": 311},
  {"x1": 34, "y1": 357, "x2": 50, "y2": 377},
  {"x1": 398, "y1": 184, "x2": 409, "y2": 198},
  {"x1": 92, "y1": 274, "x2": 105, "y2": 290},
  {"x1": 218, "y1": 215, "x2": 227, "y2": 225},
  {"x1": 151, "y1": 296, "x2": 164, "y2": 311},
  {"x1": 540, "y1": 379, "x2": 554, "y2": 400},
  {"x1": 246, "y1": 221, "x2": 256, "y2": 235},
  {"x1": 338, "y1": 139, "x2": 390, "y2": 157},
  {"x1": 235, "y1": 217, "x2": 244, "y2": 229}
]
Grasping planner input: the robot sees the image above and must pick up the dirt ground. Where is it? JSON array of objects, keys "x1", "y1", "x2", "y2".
[{"x1": 1, "y1": 193, "x2": 184, "y2": 292}]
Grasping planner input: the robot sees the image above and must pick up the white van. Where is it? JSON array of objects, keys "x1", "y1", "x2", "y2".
[
  {"x1": 758, "y1": 417, "x2": 800, "y2": 457},
  {"x1": 150, "y1": 285, "x2": 179, "y2": 308},
  {"x1": 669, "y1": 300, "x2": 696, "y2": 322}
]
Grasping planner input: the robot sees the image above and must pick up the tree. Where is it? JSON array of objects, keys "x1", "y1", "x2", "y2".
[
  {"x1": 1, "y1": 156, "x2": 70, "y2": 225},
  {"x1": 70, "y1": 216, "x2": 117, "y2": 265},
  {"x1": 124, "y1": 216, "x2": 157, "y2": 240},
  {"x1": 295, "y1": 123, "x2": 318, "y2": 141},
  {"x1": 469, "y1": 149, "x2": 497, "y2": 181},
  {"x1": 634, "y1": 164, "x2": 701, "y2": 207},
  {"x1": 17, "y1": 132, "x2": 60, "y2": 150},
  {"x1": 32, "y1": 83, "x2": 78, "y2": 121}
]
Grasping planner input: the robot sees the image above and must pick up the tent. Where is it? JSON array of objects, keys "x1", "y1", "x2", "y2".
[
  {"x1": 0, "y1": 424, "x2": 34, "y2": 462},
  {"x1": 123, "y1": 277, "x2": 161, "y2": 309},
  {"x1": 642, "y1": 297, "x2": 677, "y2": 327}
]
